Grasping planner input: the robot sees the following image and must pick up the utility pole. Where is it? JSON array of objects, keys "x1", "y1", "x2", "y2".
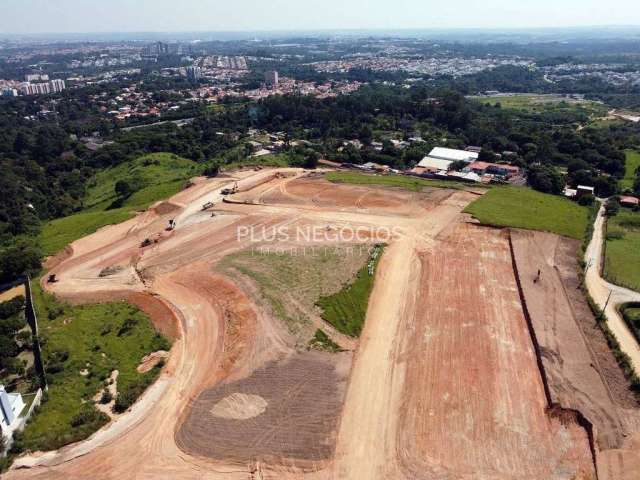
[{"x1": 603, "y1": 289, "x2": 613, "y2": 311}]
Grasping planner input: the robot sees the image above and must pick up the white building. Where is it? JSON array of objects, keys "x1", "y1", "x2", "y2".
[
  {"x1": 49, "y1": 79, "x2": 66, "y2": 93},
  {"x1": 417, "y1": 156, "x2": 454, "y2": 171},
  {"x1": 428, "y1": 147, "x2": 479, "y2": 163},
  {"x1": 25, "y1": 73, "x2": 49, "y2": 82},
  {"x1": 418, "y1": 147, "x2": 479, "y2": 171},
  {"x1": 0, "y1": 385, "x2": 25, "y2": 439}
]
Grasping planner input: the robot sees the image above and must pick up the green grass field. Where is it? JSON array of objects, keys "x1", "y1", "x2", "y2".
[
  {"x1": 316, "y1": 245, "x2": 384, "y2": 337},
  {"x1": 18, "y1": 284, "x2": 170, "y2": 452},
  {"x1": 620, "y1": 303, "x2": 640, "y2": 344},
  {"x1": 39, "y1": 153, "x2": 200, "y2": 256},
  {"x1": 325, "y1": 171, "x2": 472, "y2": 191},
  {"x1": 604, "y1": 209, "x2": 640, "y2": 291},
  {"x1": 471, "y1": 94, "x2": 608, "y2": 116},
  {"x1": 621, "y1": 150, "x2": 640, "y2": 191},
  {"x1": 40, "y1": 209, "x2": 133, "y2": 256},
  {"x1": 83, "y1": 153, "x2": 200, "y2": 211},
  {"x1": 222, "y1": 153, "x2": 291, "y2": 171},
  {"x1": 463, "y1": 186, "x2": 590, "y2": 239},
  {"x1": 219, "y1": 245, "x2": 370, "y2": 343}
]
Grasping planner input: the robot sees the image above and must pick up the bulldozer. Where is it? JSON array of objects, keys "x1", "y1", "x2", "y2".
[{"x1": 221, "y1": 182, "x2": 239, "y2": 195}]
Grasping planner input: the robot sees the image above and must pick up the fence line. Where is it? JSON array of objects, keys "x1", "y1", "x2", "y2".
[{"x1": 24, "y1": 276, "x2": 47, "y2": 390}]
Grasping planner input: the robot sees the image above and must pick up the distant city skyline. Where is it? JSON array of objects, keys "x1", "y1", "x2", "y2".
[{"x1": 2, "y1": 0, "x2": 640, "y2": 35}]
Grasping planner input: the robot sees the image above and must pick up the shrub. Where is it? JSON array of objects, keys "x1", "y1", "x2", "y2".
[
  {"x1": 99, "y1": 389, "x2": 113, "y2": 404},
  {"x1": 70, "y1": 406, "x2": 103, "y2": 428},
  {"x1": 117, "y1": 317, "x2": 138, "y2": 336},
  {"x1": 606, "y1": 231, "x2": 625, "y2": 240},
  {"x1": 606, "y1": 198, "x2": 621, "y2": 217},
  {"x1": 578, "y1": 194, "x2": 595, "y2": 206},
  {"x1": 47, "y1": 306, "x2": 64, "y2": 320},
  {"x1": 0, "y1": 295, "x2": 25, "y2": 319}
]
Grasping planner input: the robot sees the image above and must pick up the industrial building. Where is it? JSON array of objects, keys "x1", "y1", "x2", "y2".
[{"x1": 417, "y1": 147, "x2": 479, "y2": 171}]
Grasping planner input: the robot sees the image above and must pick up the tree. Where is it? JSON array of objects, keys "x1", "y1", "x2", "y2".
[
  {"x1": 578, "y1": 194, "x2": 595, "y2": 206},
  {"x1": 203, "y1": 164, "x2": 220, "y2": 178},
  {"x1": 633, "y1": 176, "x2": 640, "y2": 197},
  {"x1": 527, "y1": 165, "x2": 564, "y2": 195},
  {"x1": 358, "y1": 125, "x2": 373, "y2": 146},
  {"x1": 594, "y1": 176, "x2": 618, "y2": 198},
  {"x1": 302, "y1": 150, "x2": 320, "y2": 169},
  {"x1": 0, "y1": 239, "x2": 42, "y2": 283},
  {"x1": 478, "y1": 149, "x2": 495, "y2": 162},
  {"x1": 114, "y1": 180, "x2": 133, "y2": 199},
  {"x1": 605, "y1": 198, "x2": 620, "y2": 217},
  {"x1": 449, "y1": 160, "x2": 468, "y2": 171}
]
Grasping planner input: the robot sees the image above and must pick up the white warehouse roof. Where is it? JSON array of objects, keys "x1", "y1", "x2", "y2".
[
  {"x1": 417, "y1": 156, "x2": 452, "y2": 171},
  {"x1": 429, "y1": 147, "x2": 479, "y2": 163}
]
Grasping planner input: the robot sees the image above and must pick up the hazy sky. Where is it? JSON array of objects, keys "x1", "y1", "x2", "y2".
[{"x1": 2, "y1": 0, "x2": 640, "y2": 34}]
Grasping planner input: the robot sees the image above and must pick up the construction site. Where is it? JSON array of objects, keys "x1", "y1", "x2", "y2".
[{"x1": 5, "y1": 168, "x2": 640, "y2": 480}]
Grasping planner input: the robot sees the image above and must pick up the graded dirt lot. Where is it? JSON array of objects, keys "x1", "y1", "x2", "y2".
[
  {"x1": 512, "y1": 229, "x2": 640, "y2": 480},
  {"x1": 176, "y1": 351, "x2": 351, "y2": 467},
  {"x1": 6, "y1": 170, "x2": 634, "y2": 480},
  {"x1": 231, "y1": 173, "x2": 454, "y2": 217},
  {"x1": 398, "y1": 225, "x2": 596, "y2": 479}
]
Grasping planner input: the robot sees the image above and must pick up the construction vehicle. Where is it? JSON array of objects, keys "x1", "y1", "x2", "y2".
[
  {"x1": 202, "y1": 201, "x2": 215, "y2": 211},
  {"x1": 221, "y1": 182, "x2": 239, "y2": 195}
]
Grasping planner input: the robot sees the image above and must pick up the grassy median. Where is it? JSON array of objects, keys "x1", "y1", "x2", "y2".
[{"x1": 316, "y1": 245, "x2": 384, "y2": 337}]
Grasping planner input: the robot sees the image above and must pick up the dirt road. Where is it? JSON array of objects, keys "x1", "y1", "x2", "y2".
[{"x1": 585, "y1": 204, "x2": 640, "y2": 372}]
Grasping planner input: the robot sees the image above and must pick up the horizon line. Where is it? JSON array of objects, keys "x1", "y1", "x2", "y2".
[{"x1": 3, "y1": 24, "x2": 640, "y2": 38}]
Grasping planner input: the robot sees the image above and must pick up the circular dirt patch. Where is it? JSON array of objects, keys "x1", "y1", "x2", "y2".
[{"x1": 210, "y1": 393, "x2": 268, "y2": 420}]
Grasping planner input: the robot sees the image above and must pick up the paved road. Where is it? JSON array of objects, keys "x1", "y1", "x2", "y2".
[{"x1": 584, "y1": 203, "x2": 640, "y2": 373}]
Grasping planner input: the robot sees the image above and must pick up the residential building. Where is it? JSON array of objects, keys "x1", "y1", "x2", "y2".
[
  {"x1": 265, "y1": 70, "x2": 279, "y2": 87},
  {"x1": 186, "y1": 66, "x2": 202, "y2": 82},
  {"x1": 619, "y1": 196, "x2": 639, "y2": 207},
  {"x1": 49, "y1": 79, "x2": 66, "y2": 93},
  {"x1": 20, "y1": 82, "x2": 51, "y2": 95},
  {"x1": 143, "y1": 41, "x2": 169, "y2": 56},
  {"x1": 25, "y1": 73, "x2": 49, "y2": 82}
]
